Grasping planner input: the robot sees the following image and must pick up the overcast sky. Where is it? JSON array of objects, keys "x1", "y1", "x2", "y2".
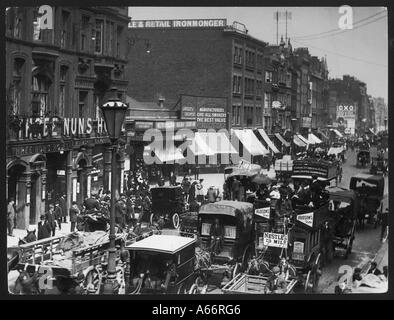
[{"x1": 128, "y1": 6, "x2": 388, "y2": 102}]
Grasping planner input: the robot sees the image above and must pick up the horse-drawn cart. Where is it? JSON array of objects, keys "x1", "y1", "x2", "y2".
[
  {"x1": 10, "y1": 232, "x2": 126, "y2": 294},
  {"x1": 222, "y1": 272, "x2": 297, "y2": 294}
]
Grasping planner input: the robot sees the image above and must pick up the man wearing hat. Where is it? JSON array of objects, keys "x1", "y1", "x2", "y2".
[
  {"x1": 266, "y1": 266, "x2": 287, "y2": 293},
  {"x1": 7, "y1": 198, "x2": 16, "y2": 237},
  {"x1": 59, "y1": 194, "x2": 67, "y2": 223},
  {"x1": 38, "y1": 215, "x2": 51, "y2": 240},
  {"x1": 69, "y1": 201, "x2": 80, "y2": 232},
  {"x1": 54, "y1": 202, "x2": 63, "y2": 231},
  {"x1": 45, "y1": 204, "x2": 57, "y2": 237}
]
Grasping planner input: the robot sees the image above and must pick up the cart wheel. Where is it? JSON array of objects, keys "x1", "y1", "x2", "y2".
[
  {"x1": 241, "y1": 245, "x2": 254, "y2": 271},
  {"x1": 304, "y1": 269, "x2": 319, "y2": 293},
  {"x1": 232, "y1": 263, "x2": 241, "y2": 279},
  {"x1": 84, "y1": 268, "x2": 101, "y2": 294},
  {"x1": 176, "y1": 282, "x2": 186, "y2": 294},
  {"x1": 172, "y1": 213, "x2": 180, "y2": 229},
  {"x1": 188, "y1": 283, "x2": 199, "y2": 294},
  {"x1": 149, "y1": 213, "x2": 155, "y2": 226}
]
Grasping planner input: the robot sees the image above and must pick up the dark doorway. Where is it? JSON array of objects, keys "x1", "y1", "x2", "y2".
[{"x1": 30, "y1": 172, "x2": 40, "y2": 225}]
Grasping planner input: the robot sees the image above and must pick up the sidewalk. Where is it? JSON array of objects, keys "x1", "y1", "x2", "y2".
[{"x1": 7, "y1": 221, "x2": 73, "y2": 248}]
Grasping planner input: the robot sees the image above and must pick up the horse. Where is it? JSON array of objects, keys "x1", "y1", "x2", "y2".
[
  {"x1": 12, "y1": 270, "x2": 41, "y2": 295},
  {"x1": 18, "y1": 229, "x2": 37, "y2": 246}
]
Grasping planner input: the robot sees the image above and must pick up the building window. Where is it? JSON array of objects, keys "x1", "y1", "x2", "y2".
[
  {"x1": 233, "y1": 75, "x2": 242, "y2": 94},
  {"x1": 31, "y1": 74, "x2": 51, "y2": 117},
  {"x1": 256, "y1": 106, "x2": 262, "y2": 126},
  {"x1": 265, "y1": 71, "x2": 273, "y2": 83},
  {"x1": 256, "y1": 80, "x2": 263, "y2": 97},
  {"x1": 33, "y1": 9, "x2": 42, "y2": 41},
  {"x1": 238, "y1": 48, "x2": 243, "y2": 64},
  {"x1": 106, "y1": 21, "x2": 114, "y2": 56},
  {"x1": 94, "y1": 19, "x2": 104, "y2": 54},
  {"x1": 233, "y1": 47, "x2": 239, "y2": 63},
  {"x1": 264, "y1": 92, "x2": 271, "y2": 109},
  {"x1": 116, "y1": 25, "x2": 123, "y2": 58},
  {"x1": 79, "y1": 91, "x2": 88, "y2": 118},
  {"x1": 13, "y1": 15, "x2": 22, "y2": 39},
  {"x1": 257, "y1": 53, "x2": 263, "y2": 72},
  {"x1": 59, "y1": 66, "x2": 68, "y2": 117},
  {"x1": 232, "y1": 105, "x2": 237, "y2": 125},
  {"x1": 60, "y1": 11, "x2": 70, "y2": 48},
  {"x1": 80, "y1": 15, "x2": 91, "y2": 52}
]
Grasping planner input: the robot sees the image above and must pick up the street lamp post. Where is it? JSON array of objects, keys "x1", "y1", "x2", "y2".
[{"x1": 100, "y1": 88, "x2": 128, "y2": 294}]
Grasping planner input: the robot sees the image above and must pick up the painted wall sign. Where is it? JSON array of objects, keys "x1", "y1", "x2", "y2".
[
  {"x1": 180, "y1": 95, "x2": 227, "y2": 129},
  {"x1": 129, "y1": 19, "x2": 227, "y2": 29}
]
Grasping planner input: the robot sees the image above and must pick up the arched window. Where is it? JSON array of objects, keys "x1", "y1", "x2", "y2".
[
  {"x1": 9, "y1": 57, "x2": 25, "y2": 115},
  {"x1": 59, "y1": 65, "x2": 69, "y2": 117}
]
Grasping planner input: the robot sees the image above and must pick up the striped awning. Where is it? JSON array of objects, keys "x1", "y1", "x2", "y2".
[
  {"x1": 297, "y1": 134, "x2": 310, "y2": 145},
  {"x1": 144, "y1": 144, "x2": 185, "y2": 163},
  {"x1": 308, "y1": 133, "x2": 323, "y2": 144},
  {"x1": 258, "y1": 129, "x2": 280, "y2": 154},
  {"x1": 233, "y1": 129, "x2": 269, "y2": 156},
  {"x1": 275, "y1": 133, "x2": 290, "y2": 147},
  {"x1": 330, "y1": 129, "x2": 343, "y2": 138},
  {"x1": 187, "y1": 132, "x2": 216, "y2": 156},
  {"x1": 293, "y1": 135, "x2": 307, "y2": 147},
  {"x1": 198, "y1": 131, "x2": 238, "y2": 154}
]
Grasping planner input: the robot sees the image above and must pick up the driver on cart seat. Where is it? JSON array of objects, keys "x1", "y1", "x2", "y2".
[{"x1": 209, "y1": 218, "x2": 224, "y2": 255}]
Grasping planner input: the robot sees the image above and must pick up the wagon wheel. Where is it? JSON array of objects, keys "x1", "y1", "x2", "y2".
[
  {"x1": 149, "y1": 213, "x2": 155, "y2": 226},
  {"x1": 176, "y1": 282, "x2": 186, "y2": 294},
  {"x1": 84, "y1": 268, "x2": 102, "y2": 294},
  {"x1": 188, "y1": 283, "x2": 199, "y2": 294},
  {"x1": 172, "y1": 213, "x2": 180, "y2": 229},
  {"x1": 241, "y1": 245, "x2": 254, "y2": 271},
  {"x1": 288, "y1": 264, "x2": 297, "y2": 279},
  {"x1": 116, "y1": 266, "x2": 126, "y2": 294}
]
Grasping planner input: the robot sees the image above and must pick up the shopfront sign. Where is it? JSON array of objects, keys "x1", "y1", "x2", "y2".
[
  {"x1": 336, "y1": 105, "x2": 355, "y2": 118},
  {"x1": 16, "y1": 117, "x2": 111, "y2": 140},
  {"x1": 155, "y1": 120, "x2": 196, "y2": 130},
  {"x1": 180, "y1": 95, "x2": 227, "y2": 129},
  {"x1": 56, "y1": 170, "x2": 65, "y2": 176},
  {"x1": 129, "y1": 19, "x2": 227, "y2": 29},
  {"x1": 135, "y1": 121, "x2": 154, "y2": 130}
]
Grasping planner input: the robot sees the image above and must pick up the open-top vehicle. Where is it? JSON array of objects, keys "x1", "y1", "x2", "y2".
[
  {"x1": 349, "y1": 174, "x2": 385, "y2": 229},
  {"x1": 196, "y1": 201, "x2": 255, "y2": 288},
  {"x1": 369, "y1": 147, "x2": 388, "y2": 176},
  {"x1": 221, "y1": 272, "x2": 297, "y2": 294},
  {"x1": 292, "y1": 158, "x2": 338, "y2": 186},
  {"x1": 125, "y1": 229, "x2": 197, "y2": 294},
  {"x1": 9, "y1": 232, "x2": 126, "y2": 294},
  {"x1": 149, "y1": 186, "x2": 186, "y2": 229},
  {"x1": 327, "y1": 186, "x2": 358, "y2": 259}
]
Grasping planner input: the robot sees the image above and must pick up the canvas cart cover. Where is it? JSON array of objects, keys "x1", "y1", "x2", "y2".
[
  {"x1": 233, "y1": 129, "x2": 270, "y2": 156},
  {"x1": 292, "y1": 159, "x2": 338, "y2": 180},
  {"x1": 258, "y1": 129, "x2": 280, "y2": 154},
  {"x1": 327, "y1": 146, "x2": 344, "y2": 156},
  {"x1": 327, "y1": 186, "x2": 356, "y2": 203},
  {"x1": 349, "y1": 174, "x2": 384, "y2": 198},
  {"x1": 199, "y1": 200, "x2": 253, "y2": 220}
]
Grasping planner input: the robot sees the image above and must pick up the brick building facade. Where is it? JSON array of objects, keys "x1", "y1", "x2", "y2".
[{"x1": 6, "y1": 6, "x2": 129, "y2": 229}]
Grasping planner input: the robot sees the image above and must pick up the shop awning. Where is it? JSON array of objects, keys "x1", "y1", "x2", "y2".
[
  {"x1": 275, "y1": 133, "x2": 290, "y2": 147},
  {"x1": 293, "y1": 135, "x2": 307, "y2": 147},
  {"x1": 187, "y1": 132, "x2": 216, "y2": 156},
  {"x1": 317, "y1": 130, "x2": 329, "y2": 141},
  {"x1": 297, "y1": 134, "x2": 310, "y2": 145},
  {"x1": 308, "y1": 133, "x2": 322, "y2": 144},
  {"x1": 198, "y1": 132, "x2": 238, "y2": 154},
  {"x1": 233, "y1": 129, "x2": 269, "y2": 156},
  {"x1": 258, "y1": 129, "x2": 280, "y2": 154},
  {"x1": 145, "y1": 144, "x2": 185, "y2": 163},
  {"x1": 330, "y1": 129, "x2": 343, "y2": 138}
]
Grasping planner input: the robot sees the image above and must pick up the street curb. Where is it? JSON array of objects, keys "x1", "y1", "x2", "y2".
[{"x1": 360, "y1": 241, "x2": 388, "y2": 274}]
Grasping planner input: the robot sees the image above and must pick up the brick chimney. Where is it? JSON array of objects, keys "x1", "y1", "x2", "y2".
[{"x1": 158, "y1": 96, "x2": 165, "y2": 108}]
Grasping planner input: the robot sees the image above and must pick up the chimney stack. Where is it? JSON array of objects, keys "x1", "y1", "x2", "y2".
[{"x1": 158, "y1": 96, "x2": 165, "y2": 108}]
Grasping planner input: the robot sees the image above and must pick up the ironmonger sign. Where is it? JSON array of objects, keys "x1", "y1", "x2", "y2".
[{"x1": 129, "y1": 19, "x2": 227, "y2": 28}]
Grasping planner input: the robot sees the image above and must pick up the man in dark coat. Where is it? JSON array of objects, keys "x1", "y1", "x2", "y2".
[
  {"x1": 37, "y1": 215, "x2": 52, "y2": 240},
  {"x1": 69, "y1": 201, "x2": 79, "y2": 232},
  {"x1": 54, "y1": 202, "x2": 63, "y2": 231},
  {"x1": 45, "y1": 204, "x2": 57, "y2": 237},
  {"x1": 115, "y1": 198, "x2": 126, "y2": 228},
  {"x1": 209, "y1": 218, "x2": 224, "y2": 254},
  {"x1": 59, "y1": 194, "x2": 67, "y2": 223},
  {"x1": 232, "y1": 178, "x2": 240, "y2": 201},
  {"x1": 170, "y1": 172, "x2": 177, "y2": 186},
  {"x1": 189, "y1": 181, "x2": 196, "y2": 203},
  {"x1": 320, "y1": 220, "x2": 334, "y2": 266},
  {"x1": 7, "y1": 198, "x2": 16, "y2": 237},
  {"x1": 84, "y1": 195, "x2": 100, "y2": 212}
]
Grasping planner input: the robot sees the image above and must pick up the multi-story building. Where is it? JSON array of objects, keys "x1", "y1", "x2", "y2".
[
  {"x1": 126, "y1": 19, "x2": 269, "y2": 131},
  {"x1": 372, "y1": 97, "x2": 388, "y2": 132},
  {"x1": 291, "y1": 47, "x2": 328, "y2": 135},
  {"x1": 328, "y1": 75, "x2": 370, "y2": 135},
  {"x1": 6, "y1": 6, "x2": 130, "y2": 229}
]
